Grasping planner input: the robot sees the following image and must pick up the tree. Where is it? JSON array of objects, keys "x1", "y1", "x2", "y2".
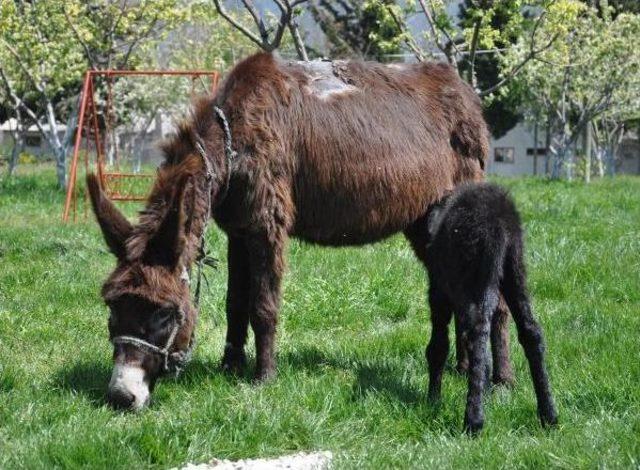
[
  {"x1": 504, "y1": 1, "x2": 640, "y2": 180},
  {"x1": 0, "y1": 1, "x2": 85, "y2": 188},
  {"x1": 309, "y1": 0, "x2": 406, "y2": 60},
  {"x1": 457, "y1": 0, "x2": 524, "y2": 137},
  {"x1": 212, "y1": 0, "x2": 310, "y2": 60},
  {"x1": 0, "y1": 0, "x2": 188, "y2": 187}
]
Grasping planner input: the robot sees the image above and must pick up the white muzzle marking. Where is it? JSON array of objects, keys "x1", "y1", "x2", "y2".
[{"x1": 109, "y1": 363, "x2": 150, "y2": 411}]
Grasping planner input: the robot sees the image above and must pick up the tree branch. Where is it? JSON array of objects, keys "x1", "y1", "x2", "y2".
[
  {"x1": 418, "y1": 0, "x2": 460, "y2": 63},
  {"x1": 384, "y1": 4, "x2": 426, "y2": 63},
  {"x1": 0, "y1": 66, "x2": 50, "y2": 144},
  {"x1": 241, "y1": 0, "x2": 269, "y2": 44},
  {"x1": 479, "y1": 11, "x2": 559, "y2": 97},
  {"x1": 467, "y1": 17, "x2": 482, "y2": 88},
  {"x1": 62, "y1": 5, "x2": 97, "y2": 68},
  {"x1": 212, "y1": 0, "x2": 266, "y2": 49},
  {"x1": 0, "y1": 39, "x2": 46, "y2": 95}
]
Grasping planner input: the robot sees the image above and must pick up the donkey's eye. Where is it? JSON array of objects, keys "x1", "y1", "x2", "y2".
[{"x1": 151, "y1": 309, "x2": 174, "y2": 328}]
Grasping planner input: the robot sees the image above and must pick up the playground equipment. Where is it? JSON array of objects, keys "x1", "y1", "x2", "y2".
[{"x1": 62, "y1": 69, "x2": 219, "y2": 222}]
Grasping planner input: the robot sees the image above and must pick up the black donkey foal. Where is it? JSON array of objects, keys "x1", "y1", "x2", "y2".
[{"x1": 424, "y1": 183, "x2": 558, "y2": 433}]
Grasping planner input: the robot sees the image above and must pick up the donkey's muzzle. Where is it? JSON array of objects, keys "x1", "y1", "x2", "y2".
[
  {"x1": 107, "y1": 363, "x2": 150, "y2": 411},
  {"x1": 107, "y1": 387, "x2": 135, "y2": 409}
]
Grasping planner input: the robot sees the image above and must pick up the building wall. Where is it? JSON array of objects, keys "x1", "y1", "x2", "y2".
[{"x1": 487, "y1": 122, "x2": 547, "y2": 176}]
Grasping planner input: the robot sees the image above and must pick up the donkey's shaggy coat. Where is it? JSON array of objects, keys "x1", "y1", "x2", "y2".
[
  {"x1": 88, "y1": 52, "x2": 519, "y2": 410},
  {"x1": 423, "y1": 183, "x2": 557, "y2": 433}
]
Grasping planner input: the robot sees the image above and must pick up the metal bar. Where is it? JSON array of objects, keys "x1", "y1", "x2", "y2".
[
  {"x1": 88, "y1": 78, "x2": 106, "y2": 188},
  {"x1": 65, "y1": 69, "x2": 221, "y2": 219},
  {"x1": 91, "y1": 70, "x2": 219, "y2": 77},
  {"x1": 62, "y1": 71, "x2": 92, "y2": 222}
]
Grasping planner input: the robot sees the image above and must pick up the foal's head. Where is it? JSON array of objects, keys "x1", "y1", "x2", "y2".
[{"x1": 87, "y1": 171, "x2": 199, "y2": 410}]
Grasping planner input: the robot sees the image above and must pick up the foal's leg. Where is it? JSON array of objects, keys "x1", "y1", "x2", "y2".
[
  {"x1": 456, "y1": 295, "x2": 513, "y2": 384},
  {"x1": 462, "y1": 290, "x2": 499, "y2": 434},
  {"x1": 491, "y1": 296, "x2": 514, "y2": 386},
  {"x1": 245, "y1": 232, "x2": 287, "y2": 382},
  {"x1": 502, "y1": 249, "x2": 558, "y2": 427},
  {"x1": 426, "y1": 286, "x2": 453, "y2": 402},
  {"x1": 222, "y1": 236, "x2": 251, "y2": 374},
  {"x1": 454, "y1": 315, "x2": 469, "y2": 374}
]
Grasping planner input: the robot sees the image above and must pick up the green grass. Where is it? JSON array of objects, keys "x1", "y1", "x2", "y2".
[{"x1": 1, "y1": 164, "x2": 639, "y2": 469}]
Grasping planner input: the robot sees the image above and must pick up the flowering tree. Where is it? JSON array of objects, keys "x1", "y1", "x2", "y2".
[{"x1": 503, "y1": 1, "x2": 640, "y2": 179}]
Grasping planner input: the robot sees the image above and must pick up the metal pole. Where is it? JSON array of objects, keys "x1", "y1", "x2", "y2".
[{"x1": 62, "y1": 71, "x2": 92, "y2": 222}]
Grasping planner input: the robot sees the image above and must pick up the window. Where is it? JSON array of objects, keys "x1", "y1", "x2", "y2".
[
  {"x1": 494, "y1": 147, "x2": 515, "y2": 163},
  {"x1": 526, "y1": 148, "x2": 547, "y2": 156},
  {"x1": 25, "y1": 135, "x2": 42, "y2": 147}
]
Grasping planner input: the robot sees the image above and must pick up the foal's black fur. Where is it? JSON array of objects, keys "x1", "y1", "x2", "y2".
[{"x1": 423, "y1": 183, "x2": 557, "y2": 433}]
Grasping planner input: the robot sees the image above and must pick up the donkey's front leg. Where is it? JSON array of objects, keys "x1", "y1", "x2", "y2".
[
  {"x1": 222, "y1": 236, "x2": 251, "y2": 374},
  {"x1": 246, "y1": 233, "x2": 286, "y2": 382}
]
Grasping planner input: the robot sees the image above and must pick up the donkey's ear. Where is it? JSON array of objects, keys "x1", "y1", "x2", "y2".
[
  {"x1": 87, "y1": 173, "x2": 133, "y2": 259},
  {"x1": 143, "y1": 175, "x2": 190, "y2": 268}
]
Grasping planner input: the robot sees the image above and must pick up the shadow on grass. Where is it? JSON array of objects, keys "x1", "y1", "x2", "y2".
[
  {"x1": 280, "y1": 346, "x2": 461, "y2": 432},
  {"x1": 51, "y1": 356, "x2": 243, "y2": 407},
  {"x1": 51, "y1": 360, "x2": 111, "y2": 405},
  {"x1": 281, "y1": 346, "x2": 423, "y2": 404}
]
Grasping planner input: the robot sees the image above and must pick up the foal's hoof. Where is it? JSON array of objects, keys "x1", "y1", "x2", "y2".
[
  {"x1": 492, "y1": 372, "x2": 515, "y2": 388},
  {"x1": 540, "y1": 407, "x2": 558, "y2": 428},
  {"x1": 221, "y1": 346, "x2": 246, "y2": 375}
]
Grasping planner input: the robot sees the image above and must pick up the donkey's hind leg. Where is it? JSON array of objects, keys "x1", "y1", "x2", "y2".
[{"x1": 222, "y1": 236, "x2": 251, "y2": 374}]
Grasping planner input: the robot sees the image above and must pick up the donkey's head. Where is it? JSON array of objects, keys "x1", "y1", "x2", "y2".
[{"x1": 87, "y1": 173, "x2": 198, "y2": 411}]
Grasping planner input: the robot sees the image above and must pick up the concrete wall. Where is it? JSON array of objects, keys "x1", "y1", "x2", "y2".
[{"x1": 487, "y1": 122, "x2": 548, "y2": 176}]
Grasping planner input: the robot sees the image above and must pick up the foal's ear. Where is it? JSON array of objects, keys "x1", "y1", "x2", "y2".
[
  {"x1": 143, "y1": 175, "x2": 190, "y2": 268},
  {"x1": 87, "y1": 173, "x2": 133, "y2": 260}
]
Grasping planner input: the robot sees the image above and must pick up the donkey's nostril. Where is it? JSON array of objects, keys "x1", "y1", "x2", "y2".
[{"x1": 107, "y1": 388, "x2": 135, "y2": 409}]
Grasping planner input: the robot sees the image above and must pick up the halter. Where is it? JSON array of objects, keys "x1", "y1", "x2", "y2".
[
  {"x1": 111, "y1": 307, "x2": 194, "y2": 375},
  {"x1": 109, "y1": 105, "x2": 236, "y2": 377}
]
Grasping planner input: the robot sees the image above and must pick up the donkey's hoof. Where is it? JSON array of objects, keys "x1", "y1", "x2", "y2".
[
  {"x1": 221, "y1": 346, "x2": 246, "y2": 375},
  {"x1": 463, "y1": 415, "x2": 484, "y2": 435},
  {"x1": 253, "y1": 366, "x2": 276, "y2": 384},
  {"x1": 455, "y1": 362, "x2": 469, "y2": 375}
]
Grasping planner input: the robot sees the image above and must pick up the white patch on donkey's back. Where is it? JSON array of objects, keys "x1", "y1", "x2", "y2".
[{"x1": 298, "y1": 60, "x2": 358, "y2": 100}]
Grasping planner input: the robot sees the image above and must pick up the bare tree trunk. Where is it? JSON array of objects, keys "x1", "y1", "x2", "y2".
[
  {"x1": 584, "y1": 121, "x2": 591, "y2": 183},
  {"x1": 533, "y1": 121, "x2": 539, "y2": 176},
  {"x1": 7, "y1": 108, "x2": 24, "y2": 177},
  {"x1": 43, "y1": 99, "x2": 68, "y2": 189},
  {"x1": 545, "y1": 121, "x2": 551, "y2": 176}
]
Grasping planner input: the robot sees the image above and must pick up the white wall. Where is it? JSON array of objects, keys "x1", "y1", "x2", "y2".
[{"x1": 487, "y1": 122, "x2": 547, "y2": 176}]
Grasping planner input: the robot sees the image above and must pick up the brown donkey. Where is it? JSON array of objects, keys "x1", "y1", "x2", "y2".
[{"x1": 88, "y1": 52, "x2": 513, "y2": 411}]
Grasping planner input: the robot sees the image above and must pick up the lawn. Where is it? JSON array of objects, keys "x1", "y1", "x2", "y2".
[{"x1": 1, "y1": 165, "x2": 639, "y2": 469}]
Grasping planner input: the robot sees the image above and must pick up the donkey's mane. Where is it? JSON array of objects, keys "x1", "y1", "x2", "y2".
[{"x1": 125, "y1": 96, "x2": 222, "y2": 266}]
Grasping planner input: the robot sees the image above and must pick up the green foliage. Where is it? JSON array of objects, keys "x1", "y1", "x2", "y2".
[
  {"x1": 311, "y1": 1, "x2": 407, "y2": 60},
  {"x1": 155, "y1": 2, "x2": 259, "y2": 71},
  {"x1": 503, "y1": 0, "x2": 640, "y2": 176},
  {"x1": 1, "y1": 165, "x2": 640, "y2": 467},
  {"x1": 0, "y1": 1, "x2": 84, "y2": 103},
  {"x1": 361, "y1": 1, "x2": 406, "y2": 58}
]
